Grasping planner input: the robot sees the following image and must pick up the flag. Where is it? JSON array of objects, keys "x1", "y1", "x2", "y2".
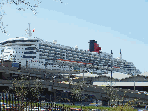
[{"x1": 33, "y1": 28, "x2": 35, "y2": 32}]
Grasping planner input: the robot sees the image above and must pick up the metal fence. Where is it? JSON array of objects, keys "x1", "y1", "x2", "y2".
[{"x1": 0, "y1": 92, "x2": 80, "y2": 111}]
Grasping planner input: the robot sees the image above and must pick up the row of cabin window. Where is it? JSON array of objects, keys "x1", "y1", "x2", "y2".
[
  {"x1": 29, "y1": 64, "x2": 44, "y2": 65},
  {"x1": 29, "y1": 60, "x2": 43, "y2": 63},
  {"x1": 13, "y1": 47, "x2": 36, "y2": 50},
  {"x1": 10, "y1": 51, "x2": 36, "y2": 54},
  {"x1": 23, "y1": 55, "x2": 36, "y2": 58},
  {"x1": 2, "y1": 40, "x2": 38, "y2": 44}
]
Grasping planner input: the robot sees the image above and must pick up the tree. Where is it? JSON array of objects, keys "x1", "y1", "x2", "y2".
[
  {"x1": 102, "y1": 78, "x2": 121, "y2": 106},
  {"x1": 0, "y1": 0, "x2": 66, "y2": 35},
  {"x1": 71, "y1": 81, "x2": 88, "y2": 105},
  {"x1": 9, "y1": 74, "x2": 44, "y2": 110},
  {"x1": 103, "y1": 85, "x2": 120, "y2": 106},
  {"x1": 0, "y1": 0, "x2": 42, "y2": 34}
]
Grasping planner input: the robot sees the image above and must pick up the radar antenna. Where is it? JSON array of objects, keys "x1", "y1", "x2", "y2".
[{"x1": 25, "y1": 23, "x2": 32, "y2": 38}]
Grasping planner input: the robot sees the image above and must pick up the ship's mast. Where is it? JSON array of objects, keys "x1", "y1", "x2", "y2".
[
  {"x1": 25, "y1": 23, "x2": 32, "y2": 38},
  {"x1": 120, "y1": 49, "x2": 122, "y2": 60}
]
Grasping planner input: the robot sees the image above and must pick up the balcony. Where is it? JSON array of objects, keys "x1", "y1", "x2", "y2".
[
  {"x1": 44, "y1": 53, "x2": 48, "y2": 55},
  {"x1": 73, "y1": 55, "x2": 77, "y2": 57},
  {"x1": 101, "y1": 62, "x2": 104, "y2": 64},
  {"x1": 50, "y1": 51, "x2": 54, "y2": 53},
  {"x1": 49, "y1": 54, "x2": 54, "y2": 56},
  {"x1": 49, "y1": 57, "x2": 54, "y2": 59},
  {"x1": 68, "y1": 54, "x2": 73, "y2": 56},
  {"x1": 69, "y1": 57, "x2": 73, "y2": 59},
  {"x1": 40, "y1": 46, "x2": 45, "y2": 48},
  {"x1": 52, "y1": 47, "x2": 56, "y2": 50},
  {"x1": 67, "y1": 50, "x2": 71, "y2": 52}
]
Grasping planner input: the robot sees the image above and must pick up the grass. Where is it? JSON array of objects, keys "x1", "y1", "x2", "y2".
[
  {"x1": 0, "y1": 100, "x2": 139, "y2": 111},
  {"x1": 56, "y1": 103, "x2": 138, "y2": 111}
]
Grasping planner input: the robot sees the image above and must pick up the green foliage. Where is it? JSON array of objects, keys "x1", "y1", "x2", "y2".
[
  {"x1": 71, "y1": 81, "x2": 84, "y2": 102},
  {"x1": 56, "y1": 103, "x2": 138, "y2": 111}
]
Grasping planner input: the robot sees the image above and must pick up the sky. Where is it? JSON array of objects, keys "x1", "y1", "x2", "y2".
[{"x1": 0, "y1": 0, "x2": 148, "y2": 73}]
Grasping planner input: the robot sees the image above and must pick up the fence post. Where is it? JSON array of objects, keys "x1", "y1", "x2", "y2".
[
  {"x1": 55, "y1": 104, "x2": 57, "y2": 110},
  {"x1": 26, "y1": 101, "x2": 27, "y2": 111},
  {"x1": 48, "y1": 103, "x2": 50, "y2": 110},
  {"x1": 40, "y1": 99, "x2": 41, "y2": 108},
  {"x1": 18, "y1": 95, "x2": 20, "y2": 111},
  {"x1": 6, "y1": 93, "x2": 8, "y2": 108},
  {"x1": 15, "y1": 94, "x2": 16, "y2": 111},
  {"x1": 9, "y1": 93, "x2": 11, "y2": 111},
  {"x1": 20, "y1": 97, "x2": 22, "y2": 110},
  {"x1": 38, "y1": 102, "x2": 39, "y2": 111},
  {"x1": 0, "y1": 93, "x2": 1, "y2": 111},
  {"x1": 3, "y1": 93, "x2": 5, "y2": 110},
  {"x1": 63, "y1": 104, "x2": 64, "y2": 111},
  {"x1": 31, "y1": 100, "x2": 32, "y2": 111},
  {"x1": 47, "y1": 102, "x2": 48, "y2": 107},
  {"x1": 12, "y1": 94, "x2": 14, "y2": 110},
  {"x1": 57, "y1": 104, "x2": 58, "y2": 110}
]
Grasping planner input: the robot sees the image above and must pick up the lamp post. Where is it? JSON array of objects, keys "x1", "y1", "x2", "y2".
[
  {"x1": 111, "y1": 50, "x2": 113, "y2": 87},
  {"x1": 83, "y1": 63, "x2": 84, "y2": 83},
  {"x1": 134, "y1": 68, "x2": 136, "y2": 91},
  {"x1": 109, "y1": 50, "x2": 113, "y2": 106},
  {"x1": 80, "y1": 84, "x2": 83, "y2": 110}
]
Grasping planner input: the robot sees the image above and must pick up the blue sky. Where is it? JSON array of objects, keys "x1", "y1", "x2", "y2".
[{"x1": 0, "y1": 0, "x2": 148, "y2": 73}]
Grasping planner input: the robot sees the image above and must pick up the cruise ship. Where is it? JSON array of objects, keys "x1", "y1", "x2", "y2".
[{"x1": 0, "y1": 24, "x2": 141, "y2": 75}]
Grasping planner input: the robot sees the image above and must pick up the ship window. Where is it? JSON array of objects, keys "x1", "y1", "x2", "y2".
[
  {"x1": 13, "y1": 51, "x2": 14, "y2": 53},
  {"x1": 22, "y1": 48, "x2": 23, "y2": 49},
  {"x1": 22, "y1": 52, "x2": 23, "y2": 53},
  {"x1": 19, "y1": 48, "x2": 20, "y2": 49},
  {"x1": 19, "y1": 52, "x2": 20, "y2": 53},
  {"x1": 23, "y1": 55, "x2": 36, "y2": 58},
  {"x1": 16, "y1": 52, "x2": 17, "y2": 53}
]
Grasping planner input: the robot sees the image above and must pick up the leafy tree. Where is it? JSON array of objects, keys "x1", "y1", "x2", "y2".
[
  {"x1": 71, "y1": 81, "x2": 88, "y2": 105},
  {"x1": 0, "y1": 0, "x2": 42, "y2": 34},
  {"x1": 8, "y1": 75, "x2": 43, "y2": 110},
  {"x1": 0, "y1": 0, "x2": 66, "y2": 35}
]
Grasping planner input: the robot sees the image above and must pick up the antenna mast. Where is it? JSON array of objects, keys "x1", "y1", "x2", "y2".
[{"x1": 25, "y1": 23, "x2": 32, "y2": 38}]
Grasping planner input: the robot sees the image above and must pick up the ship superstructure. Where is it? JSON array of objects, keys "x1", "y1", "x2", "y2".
[{"x1": 0, "y1": 24, "x2": 141, "y2": 75}]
